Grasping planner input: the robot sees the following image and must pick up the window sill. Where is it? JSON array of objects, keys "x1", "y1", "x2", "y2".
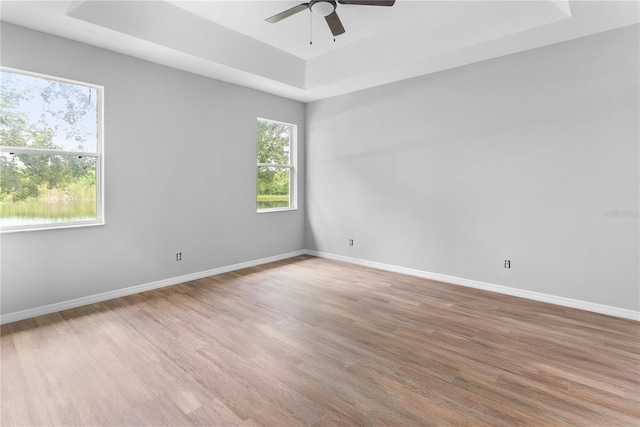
[
  {"x1": 1, "y1": 220, "x2": 105, "y2": 234},
  {"x1": 257, "y1": 207, "x2": 298, "y2": 214}
]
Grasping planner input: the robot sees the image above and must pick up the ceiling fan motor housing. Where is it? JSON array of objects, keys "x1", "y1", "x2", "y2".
[
  {"x1": 265, "y1": 0, "x2": 394, "y2": 36},
  {"x1": 310, "y1": 0, "x2": 337, "y2": 17}
]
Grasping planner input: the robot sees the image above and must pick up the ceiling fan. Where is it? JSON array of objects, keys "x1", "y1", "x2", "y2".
[{"x1": 266, "y1": 0, "x2": 395, "y2": 37}]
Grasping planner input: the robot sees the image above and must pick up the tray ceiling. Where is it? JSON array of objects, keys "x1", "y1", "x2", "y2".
[{"x1": 1, "y1": 1, "x2": 638, "y2": 102}]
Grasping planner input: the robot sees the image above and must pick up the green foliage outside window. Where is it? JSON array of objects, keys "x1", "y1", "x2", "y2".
[
  {"x1": 257, "y1": 119, "x2": 294, "y2": 210},
  {"x1": 0, "y1": 70, "x2": 99, "y2": 228}
]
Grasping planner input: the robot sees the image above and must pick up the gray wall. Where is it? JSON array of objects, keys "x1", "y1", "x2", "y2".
[
  {"x1": 2, "y1": 22, "x2": 638, "y2": 316},
  {"x1": 305, "y1": 25, "x2": 639, "y2": 311},
  {"x1": 1, "y1": 23, "x2": 306, "y2": 314}
]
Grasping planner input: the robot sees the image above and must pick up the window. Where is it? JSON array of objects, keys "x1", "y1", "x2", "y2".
[
  {"x1": 256, "y1": 118, "x2": 296, "y2": 212},
  {"x1": 0, "y1": 68, "x2": 103, "y2": 232}
]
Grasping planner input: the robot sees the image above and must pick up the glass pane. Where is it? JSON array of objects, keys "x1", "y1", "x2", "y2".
[
  {"x1": 257, "y1": 119, "x2": 290, "y2": 165},
  {"x1": 0, "y1": 152, "x2": 97, "y2": 227},
  {"x1": 257, "y1": 166, "x2": 290, "y2": 209},
  {"x1": 0, "y1": 71, "x2": 98, "y2": 152}
]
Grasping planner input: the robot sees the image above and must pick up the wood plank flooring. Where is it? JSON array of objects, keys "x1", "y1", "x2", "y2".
[{"x1": 2, "y1": 255, "x2": 639, "y2": 426}]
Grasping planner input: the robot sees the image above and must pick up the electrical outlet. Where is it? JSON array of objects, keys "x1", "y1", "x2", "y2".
[
  {"x1": 504, "y1": 259, "x2": 511, "y2": 268},
  {"x1": 349, "y1": 239, "x2": 354, "y2": 246},
  {"x1": 176, "y1": 252, "x2": 182, "y2": 261}
]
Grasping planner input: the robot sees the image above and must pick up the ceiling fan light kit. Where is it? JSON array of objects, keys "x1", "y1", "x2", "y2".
[
  {"x1": 266, "y1": 0, "x2": 395, "y2": 38},
  {"x1": 311, "y1": 1, "x2": 336, "y2": 17}
]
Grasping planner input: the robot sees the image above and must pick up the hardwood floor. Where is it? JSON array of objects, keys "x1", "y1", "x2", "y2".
[{"x1": 2, "y1": 255, "x2": 639, "y2": 426}]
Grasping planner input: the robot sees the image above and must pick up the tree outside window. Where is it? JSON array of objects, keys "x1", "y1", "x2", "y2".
[
  {"x1": 0, "y1": 69, "x2": 103, "y2": 231},
  {"x1": 256, "y1": 118, "x2": 296, "y2": 211}
]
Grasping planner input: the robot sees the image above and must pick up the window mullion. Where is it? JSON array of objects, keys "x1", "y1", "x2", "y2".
[
  {"x1": 0, "y1": 146, "x2": 99, "y2": 157},
  {"x1": 257, "y1": 163, "x2": 292, "y2": 169}
]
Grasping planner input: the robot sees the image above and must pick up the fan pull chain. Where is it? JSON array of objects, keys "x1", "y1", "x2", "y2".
[{"x1": 309, "y1": 11, "x2": 312, "y2": 45}]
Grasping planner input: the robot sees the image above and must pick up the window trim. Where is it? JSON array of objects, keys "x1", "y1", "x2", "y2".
[
  {"x1": 0, "y1": 67, "x2": 105, "y2": 233},
  {"x1": 256, "y1": 117, "x2": 297, "y2": 213}
]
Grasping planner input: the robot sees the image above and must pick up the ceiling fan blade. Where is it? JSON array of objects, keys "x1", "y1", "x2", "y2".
[
  {"x1": 266, "y1": 3, "x2": 309, "y2": 23},
  {"x1": 325, "y1": 11, "x2": 345, "y2": 36},
  {"x1": 337, "y1": 0, "x2": 395, "y2": 5}
]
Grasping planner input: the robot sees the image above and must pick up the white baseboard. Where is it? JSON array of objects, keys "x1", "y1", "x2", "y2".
[
  {"x1": 4, "y1": 249, "x2": 637, "y2": 324},
  {"x1": 305, "y1": 250, "x2": 640, "y2": 321},
  {"x1": 0, "y1": 250, "x2": 306, "y2": 325}
]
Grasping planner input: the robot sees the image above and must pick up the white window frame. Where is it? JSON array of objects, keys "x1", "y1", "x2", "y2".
[
  {"x1": 0, "y1": 67, "x2": 105, "y2": 233},
  {"x1": 256, "y1": 117, "x2": 297, "y2": 213}
]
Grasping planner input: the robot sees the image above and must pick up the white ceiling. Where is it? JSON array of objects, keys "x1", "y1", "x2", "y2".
[{"x1": 0, "y1": 1, "x2": 638, "y2": 102}]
